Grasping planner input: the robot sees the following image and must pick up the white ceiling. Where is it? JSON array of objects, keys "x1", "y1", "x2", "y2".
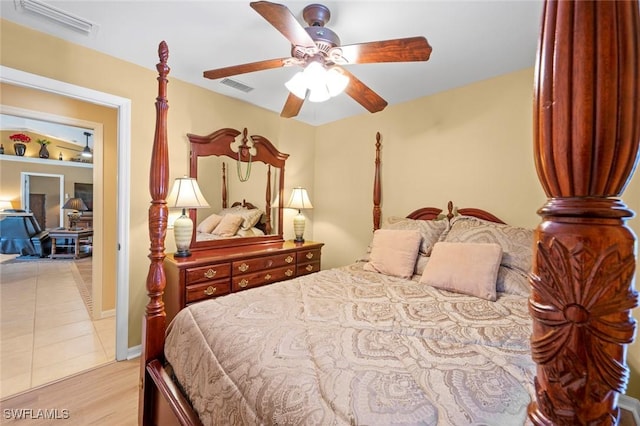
[{"x1": 1, "y1": 0, "x2": 544, "y2": 126}]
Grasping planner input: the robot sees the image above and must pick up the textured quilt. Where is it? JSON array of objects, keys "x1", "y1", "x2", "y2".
[{"x1": 165, "y1": 262, "x2": 536, "y2": 425}]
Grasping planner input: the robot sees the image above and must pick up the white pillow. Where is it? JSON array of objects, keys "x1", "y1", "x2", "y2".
[
  {"x1": 196, "y1": 213, "x2": 223, "y2": 234},
  {"x1": 363, "y1": 229, "x2": 422, "y2": 279},
  {"x1": 420, "y1": 242, "x2": 503, "y2": 301}
]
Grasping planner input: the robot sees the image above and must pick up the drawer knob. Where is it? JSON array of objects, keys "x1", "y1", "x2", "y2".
[
  {"x1": 264, "y1": 273, "x2": 272, "y2": 280},
  {"x1": 285, "y1": 255, "x2": 294, "y2": 264},
  {"x1": 204, "y1": 269, "x2": 217, "y2": 279},
  {"x1": 306, "y1": 252, "x2": 314, "y2": 259},
  {"x1": 239, "y1": 279, "x2": 249, "y2": 288},
  {"x1": 238, "y1": 263, "x2": 249, "y2": 272},
  {"x1": 305, "y1": 265, "x2": 314, "y2": 272},
  {"x1": 204, "y1": 286, "x2": 217, "y2": 296},
  {"x1": 285, "y1": 269, "x2": 294, "y2": 277}
]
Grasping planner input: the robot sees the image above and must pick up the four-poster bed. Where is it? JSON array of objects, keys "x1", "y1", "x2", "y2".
[{"x1": 139, "y1": 1, "x2": 639, "y2": 425}]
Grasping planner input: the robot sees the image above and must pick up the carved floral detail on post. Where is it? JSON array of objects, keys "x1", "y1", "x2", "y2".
[{"x1": 529, "y1": 238, "x2": 637, "y2": 423}]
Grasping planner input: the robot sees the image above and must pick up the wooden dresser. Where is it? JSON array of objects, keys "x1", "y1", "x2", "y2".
[{"x1": 163, "y1": 240, "x2": 323, "y2": 322}]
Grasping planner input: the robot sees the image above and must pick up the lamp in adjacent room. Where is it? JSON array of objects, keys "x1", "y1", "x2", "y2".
[
  {"x1": 166, "y1": 176, "x2": 210, "y2": 257},
  {"x1": 62, "y1": 197, "x2": 88, "y2": 229},
  {"x1": 0, "y1": 200, "x2": 13, "y2": 211},
  {"x1": 286, "y1": 187, "x2": 313, "y2": 243}
]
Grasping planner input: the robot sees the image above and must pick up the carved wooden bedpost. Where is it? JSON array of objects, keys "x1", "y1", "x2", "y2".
[
  {"x1": 528, "y1": 2, "x2": 640, "y2": 424},
  {"x1": 139, "y1": 41, "x2": 171, "y2": 425}
]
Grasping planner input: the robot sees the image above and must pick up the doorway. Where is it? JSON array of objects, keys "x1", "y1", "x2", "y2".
[
  {"x1": 1, "y1": 65, "x2": 131, "y2": 363},
  {"x1": 21, "y1": 172, "x2": 65, "y2": 229}
]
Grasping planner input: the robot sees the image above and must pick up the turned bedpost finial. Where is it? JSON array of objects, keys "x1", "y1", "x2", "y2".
[
  {"x1": 446, "y1": 201, "x2": 454, "y2": 221},
  {"x1": 141, "y1": 40, "x2": 172, "y2": 426},
  {"x1": 373, "y1": 132, "x2": 382, "y2": 231}
]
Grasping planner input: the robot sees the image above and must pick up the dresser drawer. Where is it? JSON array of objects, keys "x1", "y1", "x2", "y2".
[
  {"x1": 185, "y1": 263, "x2": 231, "y2": 285},
  {"x1": 297, "y1": 260, "x2": 321, "y2": 276},
  {"x1": 232, "y1": 253, "x2": 296, "y2": 275},
  {"x1": 186, "y1": 279, "x2": 231, "y2": 303},
  {"x1": 298, "y1": 248, "x2": 321, "y2": 264},
  {"x1": 232, "y1": 265, "x2": 296, "y2": 292}
]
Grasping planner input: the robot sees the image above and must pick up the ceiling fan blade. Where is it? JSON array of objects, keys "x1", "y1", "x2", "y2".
[
  {"x1": 204, "y1": 57, "x2": 290, "y2": 79},
  {"x1": 280, "y1": 92, "x2": 305, "y2": 118},
  {"x1": 337, "y1": 36, "x2": 432, "y2": 64},
  {"x1": 250, "y1": 1, "x2": 316, "y2": 49},
  {"x1": 341, "y1": 68, "x2": 388, "y2": 113}
]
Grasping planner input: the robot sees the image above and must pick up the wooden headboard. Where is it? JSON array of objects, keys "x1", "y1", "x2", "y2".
[{"x1": 140, "y1": 2, "x2": 640, "y2": 424}]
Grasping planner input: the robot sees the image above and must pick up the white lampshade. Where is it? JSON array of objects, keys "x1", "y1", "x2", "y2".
[
  {"x1": 326, "y1": 67, "x2": 349, "y2": 97},
  {"x1": 0, "y1": 200, "x2": 14, "y2": 211},
  {"x1": 284, "y1": 61, "x2": 349, "y2": 103},
  {"x1": 286, "y1": 187, "x2": 313, "y2": 243},
  {"x1": 286, "y1": 187, "x2": 313, "y2": 210},
  {"x1": 167, "y1": 177, "x2": 210, "y2": 257},
  {"x1": 284, "y1": 71, "x2": 308, "y2": 99},
  {"x1": 166, "y1": 177, "x2": 210, "y2": 209}
]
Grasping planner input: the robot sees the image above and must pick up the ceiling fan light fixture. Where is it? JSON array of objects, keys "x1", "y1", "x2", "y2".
[
  {"x1": 326, "y1": 67, "x2": 349, "y2": 97},
  {"x1": 308, "y1": 85, "x2": 331, "y2": 103},
  {"x1": 285, "y1": 72, "x2": 308, "y2": 99}
]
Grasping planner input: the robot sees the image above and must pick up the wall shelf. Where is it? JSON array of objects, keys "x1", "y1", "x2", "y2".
[{"x1": 0, "y1": 153, "x2": 92, "y2": 169}]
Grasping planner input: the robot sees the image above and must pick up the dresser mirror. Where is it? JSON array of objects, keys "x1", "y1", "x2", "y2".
[{"x1": 187, "y1": 127, "x2": 288, "y2": 250}]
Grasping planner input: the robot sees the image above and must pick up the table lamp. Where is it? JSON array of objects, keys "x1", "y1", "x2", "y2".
[
  {"x1": 286, "y1": 187, "x2": 313, "y2": 243},
  {"x1": 166, "y1": 177, "x2": 210, "y2": 257},
  {"x1": 62, "y1": 197, "x2": 88, "y2": 229}
]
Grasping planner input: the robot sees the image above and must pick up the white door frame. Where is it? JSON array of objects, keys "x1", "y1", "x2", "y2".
[
  {"x1": 1, "y1": 65, "x2": 132, "y2": 361},
  {"x1": 20, "y1": 172, "x2": 65, "y2": 228}
]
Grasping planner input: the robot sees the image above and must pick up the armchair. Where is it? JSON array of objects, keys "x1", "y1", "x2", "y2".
[{"x1": 0, "y1": 210, "x2": 52, "y2": 257}]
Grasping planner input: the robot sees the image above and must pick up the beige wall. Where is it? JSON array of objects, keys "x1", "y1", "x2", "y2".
[{"x1": 2, "y1": 18, "x2": 639, "y2": 397}]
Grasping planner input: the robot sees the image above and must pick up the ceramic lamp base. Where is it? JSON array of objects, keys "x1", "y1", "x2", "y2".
[
  {"x1": 174, "y1": 212, "x2": 193, "y2": 257},
  {"x1": 293, "y1": 211, "x2": 305, "y2": 243}
]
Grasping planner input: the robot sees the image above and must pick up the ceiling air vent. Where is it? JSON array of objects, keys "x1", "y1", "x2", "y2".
[
  {"x1": 15, "y1": 0, "x2": 96, "y2": 36},
  {"x1": 220, "y1": 78, "x2": 254, "y2": 93}
]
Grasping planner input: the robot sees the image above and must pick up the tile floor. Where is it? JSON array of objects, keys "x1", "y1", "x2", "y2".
[{"x1": 0, "y1": 254, "x2": 115, "y2": 399}]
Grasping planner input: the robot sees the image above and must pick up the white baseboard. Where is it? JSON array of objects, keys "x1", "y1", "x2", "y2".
[
  {"x1": 127, "y1": 345, "x2": 141, "y2": 360},
  {"x1": 620, "y1": 394, "x2": 640, "y2": 425},
  {"x1": 99, "y1": 309, "x2": 115, "y2": 319}
]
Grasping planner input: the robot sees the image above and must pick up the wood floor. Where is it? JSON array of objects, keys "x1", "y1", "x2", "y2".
[{"x1": 1, "y1": 358, "x2": 138, "y2": 425}]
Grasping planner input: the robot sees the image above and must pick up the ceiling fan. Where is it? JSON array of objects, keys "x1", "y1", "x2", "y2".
[{"x1": 203, "y1": 1, "x2": 433, "y2": 118}]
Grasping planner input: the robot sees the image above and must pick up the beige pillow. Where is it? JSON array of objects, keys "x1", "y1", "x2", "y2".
[
  {"x1": 382, "y1": 216, "x2": 448, "y2": 256},
  {"x1": 441, "y1": 215, "x2": 533, "y2": 275},
  {"x1": 212, "y1": 214, "x2": 243, "y2": 237},
  {"x1": 219, "y1": 206, "x2": 263, "y2": 230},
  {"x1": 420, "y1": 242, "x2": 503, "y2": 301},
  {"x1": 196, "y1": 213, "x2": 222, "y2": 234},
  {"x1": 363, "y1": 229, "x2": 422, "y2": 279}
]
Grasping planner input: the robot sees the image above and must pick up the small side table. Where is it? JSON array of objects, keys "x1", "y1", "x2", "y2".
[{"x1": 49, "y1": 228, "x2": 93, "y2": 259}]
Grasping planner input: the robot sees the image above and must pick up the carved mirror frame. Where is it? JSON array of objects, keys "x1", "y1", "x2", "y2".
[{"x1": 187, "y1": 127, "x2": 288, "y2": 250}]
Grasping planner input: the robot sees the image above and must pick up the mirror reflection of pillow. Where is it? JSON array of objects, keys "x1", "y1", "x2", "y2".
[
  {"x1": 218, "y1": 206, "x2": 264, "y2": 230},
  {"x1": 212, "y1": 214, "x2": 244, "y2": 237},
  {"x1": 196, "y1": 213, "x2": 223, "y2": 234},
  {"x1": 363, "y1": 229, "x2": 422, "y2": 279}
]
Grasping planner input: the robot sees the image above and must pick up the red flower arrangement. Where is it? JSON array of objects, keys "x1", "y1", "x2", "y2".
[{"x1": 9, "y1": 133, "x2": 31, "y2": 143}]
